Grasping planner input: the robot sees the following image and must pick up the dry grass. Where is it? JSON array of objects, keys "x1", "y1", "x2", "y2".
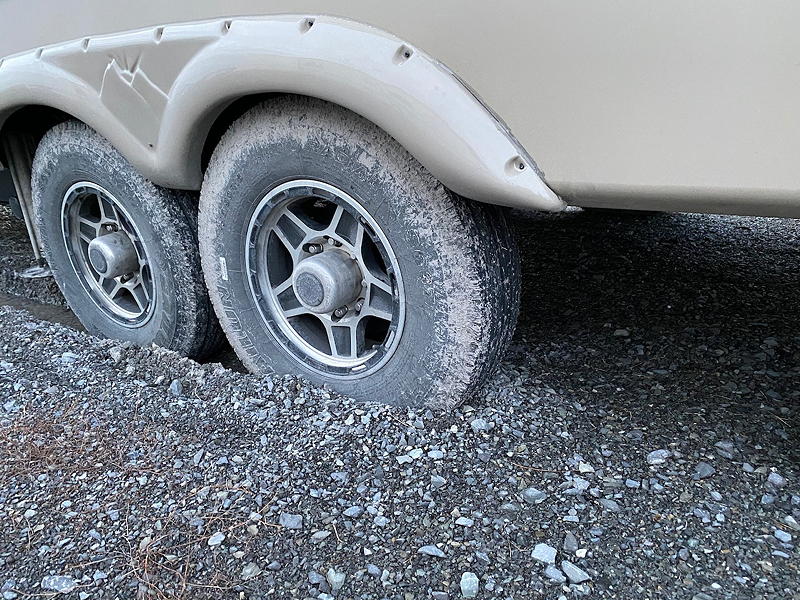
[
  {"x1": 0, "y1": 399, "x2": 278, "y2": 599},
  {"x1": 117, "y1": 485, "x2": 273, "y2": 599},
  {"x1": 0, "y1": 401, "x2": 128, "y2": 485}
]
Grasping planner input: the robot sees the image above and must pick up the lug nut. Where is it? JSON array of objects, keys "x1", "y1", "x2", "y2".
[
  {"x1": 333, "y1": 306, "x2": 348, "y2": 318},
  {"x1": 355, "y1": 299, "x2": 364, "y2": 312},
  {"x1": 307, "y1": 243, "x2": 323, "y2": 254}
]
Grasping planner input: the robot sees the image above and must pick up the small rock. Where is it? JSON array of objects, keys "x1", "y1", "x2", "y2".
[
  {"x1": 326, "y1": 568, "x2": 346, "y2": 592},
  {"x1": 41, "y1": 576, "x2": 77, "y2": 593},
  {"x1": 714, "y1": 440, "x2": 736, "y2": 459},
  {"x1": 544, "y1": 565, "x2": 566, "y2": 583},
  {"x1": 279, "y1": 513, "x2": 303, "y2": 530},
  {"x1": 455, "y1": 517, "x2": 474, "y2": 527},
  {"x1": 561, "y1": 560, "x2": 591, "y2": 584},
  {"x1": 522, "y1": 487, "x2": 548, "y2": 504},
  {"x1": 532, "y1": 543, "x2": 557, "y2": 565},
  {"x1": 431, "y1": 475, "x2": 447, "y2": 489},
  {"x1": 169, "y1": 379, "x2": 183, "y2": 396},
  {"x1": 207, "y1": 532, "x2": 225, "y2": 546},
  {"x1": 783, "y1": 515, "x2": 800, "y2": 531},
  {"x1": 599, "y1": 498, "x2": 621, "y2": 512},
  {"x1": 768, "y1": 472, "x2": 787, "y2": 489},
  {"x1": 563, "y1": 531, "x2": 579, "y2": 553},
  {"x1": 647, "y1": 449, "x2": 671, "y2": 465},
  {"x1": 59, "y1": 352, "x2": 79, "y2": 364},
  {"x1": 343, "y1": 506, "x2": 363, "y2": 518},
  {"x1": 613, "y1": 328, "x2": 630, "y2": 337},
  {"x1": 693, "y1": 462, "x2": 716, "y2": 480},
  {"x1": 470, "y1": 418, "x2": 489, "y2": 433},
  {"x1": 418, "y1": 545, "x2": 446, "y2": 558},
  {"x1": 241, "y1": 562, "x2": 261, "y2": 580},
  {"x1": 500, "y1": 502, "x2": 520, "y2": 513},
  {"x1": 774, "y1": 529, "x2": 792, "y2": 543},
  {"x1": 460, "y1": 572, "x2": 479, "y2": 598}
]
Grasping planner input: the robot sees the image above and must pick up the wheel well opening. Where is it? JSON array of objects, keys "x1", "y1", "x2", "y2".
[
  {"x1": 0, "y1": 106, "x2": 73, "y2": 166},
  {"x1": 200, "y1": 93, "x2": 283, "y2": 173}
]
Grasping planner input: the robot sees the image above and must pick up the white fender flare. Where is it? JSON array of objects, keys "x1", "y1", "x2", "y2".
[{"x1": 0, "y1": 15, "x2": 563, "y2": 211}]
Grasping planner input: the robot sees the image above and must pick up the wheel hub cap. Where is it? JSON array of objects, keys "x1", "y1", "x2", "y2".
[
  {"x1": 293, "y1": 250, "x2": 363, "y2": 314},
  {"x1": 87, "y1": 231, "x2": 138, "y2": 278}
]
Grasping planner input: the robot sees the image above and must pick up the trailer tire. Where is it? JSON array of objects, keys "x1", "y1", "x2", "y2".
[
  {"x1": 32, "y1": 121, "x2": 223, "y2": 359},
  {"x1": 199, "y1": 96, "x2": 519, "y2": 409}
]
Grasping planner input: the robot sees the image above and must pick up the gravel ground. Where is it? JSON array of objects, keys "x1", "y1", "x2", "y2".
[{"x1": 0, "y1": 207, "x2": 798, "y2": 599}]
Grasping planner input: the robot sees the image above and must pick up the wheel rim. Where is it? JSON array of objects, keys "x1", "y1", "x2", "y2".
[
  {"x1": 61, "y1": 182, "x2": 155, "y2": 326},
  {"x1": 246, "y1": 179, "x2": 405, "y2": 377}
]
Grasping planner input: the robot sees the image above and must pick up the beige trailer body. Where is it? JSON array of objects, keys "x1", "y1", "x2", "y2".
[{"x1": 1, "y1": 0, "x2": 798, "y2": 217}]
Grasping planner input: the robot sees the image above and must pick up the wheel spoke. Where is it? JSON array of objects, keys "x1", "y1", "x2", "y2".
[
  {"x1": 323, "y1": 321, "x2": 339, "y2": 357},
  {"x1": 273, "y1": 277, "x2": 294, "y2": 295},
  {"x1": 282, "y1": 209, "x2": 316, "y2": 237},
  {"x1": 353, "y1": 222, "x2": 365, "y2": 256},
  {"x1": 365, "y1": 272, "x2": 392, "y2": 297},
  {"x1": 79, "y1": 217, "x2": 100, "y2": 231},
  {"x1": 272, "y1": 219, "x2": 310, "y2": 264},
  {"x1": 360, "y1": 273, "x2": 394, "y2": 322},
  {"x1": 349, "y1": 324, "x2": 359, "y2": 358},
  {"x1": 96, "y1": 193, "x2": 109, "y2": 221},
  {"x1": 109, "y1": 280, "x2": 124, "y2": 299},
  {"x1": 283, "y1": 305, "x2": 309, "y2": 318},
  {"x1": 272, "y1": 226, "x2": 299, "y2": 258},
  {"x1": 323, "y1": 321, "x2": 359, "y2": 359},
  {"x1": 130, "y1": 284, "x2": 148, "y2": 312},
  {"x1": 141, "y1": 277, "x2": 151, "y2": 301},
  {"x1": 325, "y1": 205, "x2": 345, "y2": 235},
  {"x1": 361, "y1": 302, "x2": 393, "y2": 322}
]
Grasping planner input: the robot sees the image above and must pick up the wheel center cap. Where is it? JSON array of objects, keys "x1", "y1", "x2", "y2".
[
  {"x1": 292, "y1": 250, "x2": 362, "y2": 314},
  {"x1": 87, "y1": 231, "x2": 138, "y2": 278},
  {"x1": 294, "y1": 272, "x2": 324, "y2": 307}
]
